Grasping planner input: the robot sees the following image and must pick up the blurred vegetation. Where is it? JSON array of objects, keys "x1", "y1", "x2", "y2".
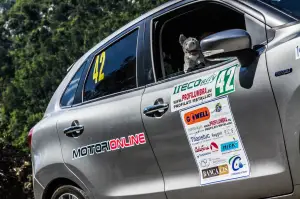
[{"x1": 0, "y1": 0, "x2": 169, "y2": 198}]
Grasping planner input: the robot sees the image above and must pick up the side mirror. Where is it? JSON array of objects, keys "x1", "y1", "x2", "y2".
[{"x1": 200, "y1": 29, "x2": 256, "y2": 66}]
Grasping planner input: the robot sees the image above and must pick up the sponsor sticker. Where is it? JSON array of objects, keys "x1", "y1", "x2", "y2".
[
  {"x1": 229, "y1": 155, "x2": 246, "y2": 172},
  {"x1": 180, "y1": 97, "x2": 250, "y2": 185},
  {"x1": 184, "y1": 107, "x2": 210, "y2": 125},
  {"x1": 221, "y1": 140, "x2": 239, "y2": 152},
  {"x1": 72, "y1": 133, "x2": 146, "y2": 160},
  {"x1": 212, "y1": 132, "x2": 223, "y2": 139},
  {"x1": 191, "y1": 134, "x2": 211, "y2": 143},
  {"x1": 202, "y1": 164, "x2": 229, "y2": 179},
  {"x1": 171, "y1": 61, "x2": 239, "y2": 112}
]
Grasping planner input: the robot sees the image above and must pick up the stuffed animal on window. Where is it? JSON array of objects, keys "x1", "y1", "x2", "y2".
[{"x1": 179, "y1": 34, "x2": 205, "y2": 73}]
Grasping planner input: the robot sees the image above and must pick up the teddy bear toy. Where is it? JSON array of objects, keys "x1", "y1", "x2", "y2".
[{"x1": 179, "y1": 34, "x2": 205, "y2": 73}]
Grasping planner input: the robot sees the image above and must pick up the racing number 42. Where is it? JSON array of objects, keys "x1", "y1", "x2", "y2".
[
  {"x1": 215, "y1": 66, "x2": 236, "y2": 97},
  {"x1": 93, "y1": 51, "x2": 106, "y2": 84}
]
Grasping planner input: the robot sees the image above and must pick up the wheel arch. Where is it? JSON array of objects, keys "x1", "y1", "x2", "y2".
[{"x1": 43, "y1": 178, "x2": 80, "y2": 199}]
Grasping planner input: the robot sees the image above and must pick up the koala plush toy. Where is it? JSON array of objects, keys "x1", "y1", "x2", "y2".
[{"x1": 179, "y1": 34, "x2": 205, "y2": 73}]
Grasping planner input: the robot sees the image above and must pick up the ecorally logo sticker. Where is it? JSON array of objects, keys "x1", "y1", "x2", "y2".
[
  {"x1": 72, "y1": 133, "x2": 146, "y2": 160},
  {"x1": 173, "y1": 76, "x2": 216, "y2": 95},
  {"x1": 171, "y1": 62, "x2": 239, "y2": 112}
]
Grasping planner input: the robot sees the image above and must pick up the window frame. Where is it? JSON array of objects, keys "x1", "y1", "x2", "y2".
[
  {"x1": 81, "y1": 27, "x2": 141, "y2": 104},
  {"x1": 60, "y1": 61, "x2": 87, "y2": 108},
  {"x1": 147, "y1": 0, "x2": 268, "y2": 86}
]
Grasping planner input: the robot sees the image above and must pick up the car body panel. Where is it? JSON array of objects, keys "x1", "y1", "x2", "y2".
[
  {"x1": 236, "y1": 0, "x2": 297, "y2": 27},
  {"x1": 266, "y1": 22, "x2": 300, "y2": 185},
  {"x1": 33, "y1": 178, "x2": 44, "y2": 199},
  {"x1": 140, "y1": 1, "x2": 293, "y2": 197},
  {"x1": 141, "y1": 53, "x2": 293, "y2": 198},
  {"x1": 55, "y1": 87, "x2": 166, "y2": 199},
  {"x1": 31, "y1": 113, "x2": 94, "y2": 199}
]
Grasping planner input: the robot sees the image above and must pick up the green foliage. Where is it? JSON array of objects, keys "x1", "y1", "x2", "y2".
[{"x1": 0, "y1": 0, "x2": 169, "y2": 198}]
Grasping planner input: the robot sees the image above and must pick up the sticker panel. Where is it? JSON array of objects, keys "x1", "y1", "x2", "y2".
[
  {"x1": 180, "y1": 97, "x2": 250, "y2": 186},
  {"x1": 171, "y1": 61, "x2": 239, "y2": 112}
]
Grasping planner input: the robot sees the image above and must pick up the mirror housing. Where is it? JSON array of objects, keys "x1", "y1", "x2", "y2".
[{"x1": 200, "y1": 29, "x2": 256, "y2": 66}]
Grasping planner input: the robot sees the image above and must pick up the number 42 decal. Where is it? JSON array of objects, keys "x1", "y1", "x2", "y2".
[
  {"x1": 93, "y1": 51, "x2": 106, "y2": 84},
  {"x1": 215, "y1": 65, "x2": 236, "y2": 97}
]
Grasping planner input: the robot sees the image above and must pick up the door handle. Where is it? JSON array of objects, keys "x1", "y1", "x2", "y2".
[
  {"x1": 64, "y1": 120, "x2": 84, "y2": 137},
  {"x1": 143, "y1": 103, "x2": 169, "y2": 117}
]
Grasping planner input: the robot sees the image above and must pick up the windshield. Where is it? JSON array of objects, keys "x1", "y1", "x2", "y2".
[{"x1": 260, "y1": 0, "x2": 300, "y2": 19}]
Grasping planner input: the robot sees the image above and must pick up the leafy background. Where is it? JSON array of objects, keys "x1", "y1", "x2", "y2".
[{"x1": 0, "y1": 0, "x2": 168, "y2": 198}]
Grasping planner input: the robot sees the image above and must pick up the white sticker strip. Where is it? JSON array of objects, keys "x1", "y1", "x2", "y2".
[
  {"x1": 180, "y1": 97, "x2": 250, "y2": 186},
  {"x1": 171, "y1": 61, "x2": 239, "y2": 112}
]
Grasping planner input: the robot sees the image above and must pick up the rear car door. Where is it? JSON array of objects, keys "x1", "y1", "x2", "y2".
[
  {"x1": 141, "y1": 1, "x2": 292, "y2": 199},
  {"x1": 56, "y1": 24, "x2": 166, "y2": 199}
]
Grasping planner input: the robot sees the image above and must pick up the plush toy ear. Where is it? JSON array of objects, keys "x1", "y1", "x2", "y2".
[{"x1": 179, "y1": 34, "x2": 186, "y2": 46}]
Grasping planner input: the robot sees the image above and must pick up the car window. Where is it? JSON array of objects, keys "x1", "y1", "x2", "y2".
[
  {"x1": 152, "y1": 3, "x2": 246, "y2": 81},
  {"x1": 60, "y1": 61, "x2": 86, "y2": 107},
  {"x1": 83, "y1": 29, "x2": 138, "y2": 101}
]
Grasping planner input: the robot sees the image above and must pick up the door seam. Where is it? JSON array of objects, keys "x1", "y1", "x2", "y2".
[
  {"x1": 55, "y1": 120, "x2": 95, "y2": 199},
  {"x1": 140, "y1": 87, "x2": 169, "y2": 199}
]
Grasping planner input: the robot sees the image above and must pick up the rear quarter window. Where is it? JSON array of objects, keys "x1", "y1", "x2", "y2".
[{"x1": 60, "y1": 62, "x2": 86, "y2": 107}]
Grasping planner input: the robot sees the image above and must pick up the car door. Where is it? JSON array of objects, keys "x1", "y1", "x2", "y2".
[
  {"x1": 141, "y1": 1, "x2": 292, "y2": 199},
  {"x1": 56, "y1": 25, "x2": 166, "y2": 199}
]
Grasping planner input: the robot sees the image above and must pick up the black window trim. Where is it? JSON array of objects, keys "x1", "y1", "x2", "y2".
[
  {"x1": 148, "y1": 0, "x2": 267, "y2": 86},
  {"x1": 81, "y1": 26, "x2": 141, "y2": 104}
]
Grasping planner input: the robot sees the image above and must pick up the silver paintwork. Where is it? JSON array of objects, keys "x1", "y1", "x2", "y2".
[
  {"x1": 56, "y1": 88, "x2": 165, "y2": 199},
  {"x1": 141, "y1": 55, "x2": 292, "y2": 199},
  {"x1": 266, "y1": 22, "x2": 300, "y2": 185},
  {"x1": 32, "y1": 0, "x2": 300, "y2": 199}
]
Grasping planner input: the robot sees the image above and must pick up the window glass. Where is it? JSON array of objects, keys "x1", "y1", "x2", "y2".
[
  {"x1": 152, "y1": 3, "x2": 245, "y2": 81},
  {"x1": 83, "y1": 29, "x2": 138, "y2": 101},
  {"x1": 61, "y1": 62, "x2": 86, "y2": 107}
]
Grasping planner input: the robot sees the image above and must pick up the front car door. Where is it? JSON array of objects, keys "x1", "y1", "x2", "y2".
[
  {"x1": 56, "y1": 23, "x2": 166, "y2": 199},
  {"x1": 141, "y1": 1, "x2": 292, "y2": 198}
]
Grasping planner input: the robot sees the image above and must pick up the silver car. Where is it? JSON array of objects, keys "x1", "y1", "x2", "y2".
[{"x1": 29, "y1": 0, "x2": 300, "y2": 198}]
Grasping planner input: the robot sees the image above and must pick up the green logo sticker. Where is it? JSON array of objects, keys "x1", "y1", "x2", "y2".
[{"x1": 215, "y1": 65, "x2": 237, "y2": 97}]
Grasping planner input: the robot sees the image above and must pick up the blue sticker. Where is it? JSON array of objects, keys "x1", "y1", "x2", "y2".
[
  {"x1": 229, "y1": 155, "x2": 245, "y2": 171},
  {"x1": 221, "y1": 140, "x2": 239, "y2": 152}
]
